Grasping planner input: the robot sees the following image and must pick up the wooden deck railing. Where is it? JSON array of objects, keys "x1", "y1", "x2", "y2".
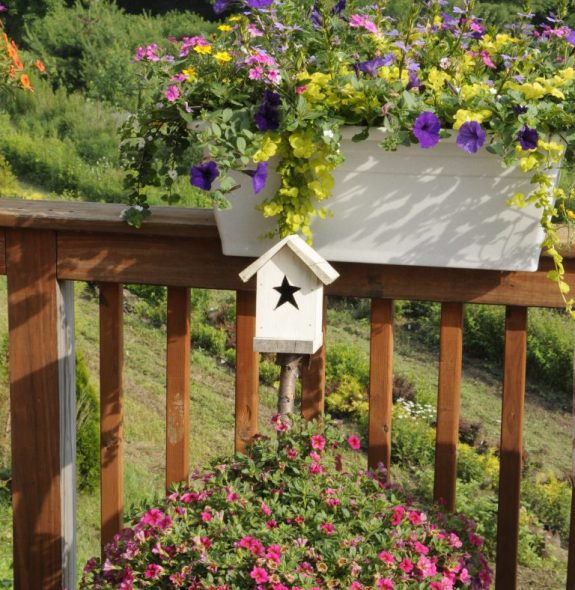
[{"x1": 1, "y1": 198, "x2": 575, "y2": 589}]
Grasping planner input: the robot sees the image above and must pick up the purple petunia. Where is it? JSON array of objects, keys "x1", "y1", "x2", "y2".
[
  {"x1": 517, "y1": 125, "x2": 539, "y2": 150},
  {"x1": 358, "y1": 55, "x2": 394, "y2": 77},
  {"x1": 213, "y1": 0, "x2": 232, "y2": 14},
  {"x1": 456, "y1": 121, "x2": 486, "y2": 154},
  {"x1": 332, "y1": 0, "x2": 346, "y2": 15},
  {"x1": 568, "y1": 30, "x2": 575, "y2": 46},
  {"x1": 253, "y1": 162, "x2": 269, "y2": 194},
  {"x1": 413, "y1": 112, "x2": 441, "y2": 149},
  {"x1": 255, "y1": 91, "x2": 281, "y2": 132},
  {"x1": 246, "y1": 0, "x2": 273, "y2": 7},
  {"x1": 190, "y1": 161, "x2": 219, "y2": 191}
]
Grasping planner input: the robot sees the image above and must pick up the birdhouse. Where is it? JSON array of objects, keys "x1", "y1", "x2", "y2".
[{"x1": 239, "y1": 235, "x2": 339, "y2": 354}]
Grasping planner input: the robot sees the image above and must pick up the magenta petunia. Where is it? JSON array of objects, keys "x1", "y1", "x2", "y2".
[
  {"x1": 250, "y1": 567, "x2": 270, "y2": 584},
  {"x1": 311, "y1": 434, "x2": 327, "y2": 451},
  {"x1": 456, "y1": 121, "x2": 486, "y2": 154},
  {"x1": 347, "y1": 435, "x2": 361, "y2": 450},
  {"x1": 413, "y1": 111, "x2": 441, "y2": 149}
]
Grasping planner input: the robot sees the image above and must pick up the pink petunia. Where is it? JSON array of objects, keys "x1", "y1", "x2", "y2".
[
  {"x1": 399, "y1": 558, "x2": 414, "y2": 574},
  {"x1": 347, "y1": 435, "x2": 361, "y2": 450},
  {"x1": 165, "y1": 85, "x2": 180, "y2": 102},
  {"x1": 261, "y1": 501, "x2": 272, "y2": 515},
  {"x1": 408, "y1": 510, "x2": 425, "y2": 525},
  {"x1": 250, "y1": 567, "x2": 269, "y2": 584},
  {"x1": 311, "y1": 434, "x2": 326, "y2": 451},
  {"x1": 376, "y1": 579, "x2": 394, "y2": 590},
  {"x1": 391, "y1": 505, "x2": 405, "y2": 525},
  {"x1": 350, "y1": 582, "x2": 362, "y2": 590},
  {"x1": 145, "y1": 563, "x2": 163, "y2": 579},
  {"x1": 320, "y1": 522, "x2": 336, "y2": 535},
  {"x1": 201, "y1": 511, "x2": 213, "y2": 522},
  {"x1": 378, "y1": 550, "x2": 395, "y2": 564}
]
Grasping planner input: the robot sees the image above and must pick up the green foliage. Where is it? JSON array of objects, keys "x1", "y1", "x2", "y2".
[
  {"x1": 326, "y1": 343, "x2": 369, "y2": 391},
  {"x1": 23, "y1": 0, "x2": 214, "y2": 108},
  {"x1": 0, "y1": 155, "x2": 18, "y2": 196},
  {"x1": 76, "y1": 353, "x2": 100, "y2": 492},
  {"x1": 523, "y1": 472, "x2": 572, "y2": 541},
  {"x1": 391, "y1": 405, "x2": 436, "y2": 468},
  {"x1": 259, "y1": 359, "x2": 280, "y2": 386},
  {"x1": 326, "y1": 374, "x2": 367, "y2": 417},
  {"x1": 192, "y1": 323, "x2": 227, "y2": 358}
]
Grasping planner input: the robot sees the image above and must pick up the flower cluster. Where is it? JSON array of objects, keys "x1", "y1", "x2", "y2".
[
  {"x1": 121, "y1": 0, "x2": 575, "y2": 305},
  {"x1": 0, "y1": 4, "x2": 44, "y2": 92},
  {"x1": 80, "y1": 415, "x2": 491, "y2": 589}
]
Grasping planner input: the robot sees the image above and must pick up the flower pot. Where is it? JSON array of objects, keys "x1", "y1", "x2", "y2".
[{"x1": 215, "y1": 128, "x2": 560, "y2": 271}]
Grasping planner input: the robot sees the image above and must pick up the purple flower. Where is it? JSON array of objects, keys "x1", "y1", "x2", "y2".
[
  {"x1": 413, "y1": 112, "x2": 441, "y2": 149},
  {"x1": 332, "y1": 0, "x2": 346, "y2": 15},
  {"x1": 517, "y1": 125, "x2": 539, "y2": 150},
  {"x1": 253, "y1": 162, "x2": 269, "y2": 194},
  {"x1": 311, "y1": 4, "x2": 323, "y2": 28},
  {"x1": 406, "y1": 72, "x2": 423, "y2": 91},
  {"x1": 246, "y1": 0, "x2": 273, "y2": 7},
  {"x1": 255, "y1": 91, "x2": 281, "y2": 131},
  {"x1": 214, "y1": 0, "x2": 232, "y2": 14},
  {"x1": 357, "y1": 56, "x2": 392, "y2": 77},
  {"x1": 567, "y1": 30, "x2": 575, "y2": 46},
  {"x1": 190, "y1": 161, "x2": 219, "y2": 191},
  {"x1": 456, "y1": 121, "x2": 486, "y2": 154},
  {"x1": 513, "y1": 105, "x2": 528, "y2": 115},
  {"x1": 0, "y1": 4, "x2": 7, "y2": 12}
]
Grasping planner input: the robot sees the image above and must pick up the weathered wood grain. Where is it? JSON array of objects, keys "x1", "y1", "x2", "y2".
[
  {"x1": 56, "y1": 231, "x2": 574, "y2": 307},
  {"x1": 368, "y1": 299, "x2": 394, "y2": 475},
  {"x1": 99, "y1": 283, "x2": 124, "y2": 552},
  {"x1": 235, "y1": 291, "x2": 259, "y2": 453},
  {"x1": 7, "y1": 229, "x2": 63, "y2": 590},
  {"x1": 166, "y1": 287, "x2": 191, "y2": 491},
  {"x1": 495, "y1": 306, "x2": 527, "y2": 590},
  {"x1": 433, "y1": 302, "x2": 464, "y2": 512}
]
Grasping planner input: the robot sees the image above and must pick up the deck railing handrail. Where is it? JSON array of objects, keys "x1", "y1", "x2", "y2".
[{"x1": 1, "y1": 198, "x2": 574, "y2": 590}]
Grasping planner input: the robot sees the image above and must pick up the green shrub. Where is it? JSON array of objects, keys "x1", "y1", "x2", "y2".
[
  {"x1": 192, "y1": 323, "x2": 227, "y2": 358},
  {"x1": 259, "y1": 359, "x2": 280, "y2": 386},
  {"x1": 76, "y1": 353, "x2": 99, "y2": 491},
  {"x1": 0, "y1": 155, "x2": 18, "y2": 196},
  {"x1": 326, "y1": 343, "x2": 369, "y2": 391},
  {"x1": 326, "y1": 374, "x2": 367, "y2": 417},
  {"x1": 523, "y1": 472, "x2": 572, "y2": 541},
  {"x1": 391, "y1": 405, "x2": 436, "y2": 468}
]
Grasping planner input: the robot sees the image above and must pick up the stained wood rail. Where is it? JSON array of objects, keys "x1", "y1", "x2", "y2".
[{"x1": 1, "y1": 199, "x2": 575, "y2": 590}]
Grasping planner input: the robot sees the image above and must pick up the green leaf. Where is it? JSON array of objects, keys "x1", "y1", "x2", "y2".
[
  {"x1": 352, "y1": 128, "x2": 370, "y2": 142},
  {"x1": 237, "y1": 137, "x2": 247, "y2": 152}
]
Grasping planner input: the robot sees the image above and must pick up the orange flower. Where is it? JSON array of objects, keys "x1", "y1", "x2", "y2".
[
  {"x1": 19, "y1": 74, "x2": 33, "y2": 91},
  {"x1": 35, "y1": 59, "x2": 45, "y2": 73}
]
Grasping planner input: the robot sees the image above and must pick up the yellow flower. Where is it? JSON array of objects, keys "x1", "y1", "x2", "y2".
[
  {"x1": 289, "y1": 132, "x2": 316, "y2": 158},
  {"x1": 452, "y1": 109, "x2": 492, "y2": 129},
  {"x1": 253, "y1": 135, "x2": 279, "y2": 162},
  {"x1": 228, "y1": 15, "x2": 241, "y2": 22},
  {"x1": 519, "y1": 155, "x2": 539, "y2": 172},
  {"x1": 460, "y1": 83, "x2": 489, "y2": 101},
  {"x1": 218, "y1": 24, "x2": 233, "y2": 32},
  {"x1": 214, "y1": 51, "x2": 232, "y2": 64},
  {"x1": 194, "y1": 44, "x2": 213, "y2": 55},
  {"x1": 426, "y1": 68, "x2": 452, "y2": 93},
  {"x1": 182, "y1": 67, "x2": 197, "y2": 82}
]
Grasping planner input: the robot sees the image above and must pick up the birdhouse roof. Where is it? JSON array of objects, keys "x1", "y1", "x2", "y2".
[{"x1": 239, "y1": 234, "x2": 340, "y2": 285}]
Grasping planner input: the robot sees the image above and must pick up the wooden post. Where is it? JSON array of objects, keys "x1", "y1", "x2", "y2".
[
  {"x1": 165, "y1": 287, "x2": 191, "y2": 492},
  {"x1": 277, "y1": 353, "x2": 303, "y2": 415},
  {"x1": 7, "y1": 229, "x2": 70, "y2": 590},
  {"x1": 495, "y1": 306, "x2": 527, "y2": 590},
  {"x1": 434, "y1": 302, "x2": 464, "y2": 512},
  {"x1": 368, "y1": 299, "x2": 394, "y2": 475},
  {"x1": 235, "y1": 290, "x2": 259, "y2": 453},
  {"x1": 99, "y1": 283, "x2": 124, "y2": 552},
  {"x1": 301, "y1": 297, "x2": 327, "y2": 421}
]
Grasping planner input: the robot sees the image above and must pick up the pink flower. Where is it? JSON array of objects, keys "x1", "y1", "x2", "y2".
[
  {"x1": 376, "y1": 580, "x2": 394, "y2": 590},
  {"x1": 295, "y1": 85, "x2": 307, "y2": 94},
  {"x1": 309, "y1": 462, "x2": 323, "y2": 474},
  {"x1": 350, "y1": 582, "x2": 362, "y2": 590},
  {"x1": 201, "y1": 511, "x2": 213, "y2": 522},
  {"x1": 378, "y1": 550, "x2": 395, "y2": 564},
  {"x1": 249, "y1": 66, "x2": 264, "y2": 80},
  {"x1": 145, "y1": 563, "x2": 164, "y2": 579},
  {"x1": 266, "y1": 519, "x2": 278, "y2": 529},
  {"x1": 349, "y1": 14, "x2": 379, "y2": 35},
  {"x1": 326, "y1": 497, "x2": 341, "y2": 507},
  {"x1": 448, "y1": 532, "x2": 462, "y2": 548},
  {"x1": 141, "y1": 508, "x2": 166, "y2": 527},
  {"x1": 309, "y1": 451, "x2": 322, "y2": 462},
  {"x1": 399, "y1": 558, "x2": 413, "y2": 573},
  {"x1": 417, "y1": 556, "x2": 437, "y2": 578},
  {"x1": 480, "y1": 50, "x2": 496, "y2": 69},
  {"x1": 226, "y1": 491, "x2": 240, "y2": 502},
  {"x1": 271, "y1": 414, "x2": 290, "y2": 432},
  {"x1": 311, "y1": 434, "x2": 326, "y2": 451},
  {"x1": 347, "y1": 435, "x2": 361, "y2": 450},
  {"x1": 459, "y1": 568, "x2": 470, "y2": 583},
  {"x1": 261, "y1": 501, "x2": 272, "y2": 515},
  {"x1": 320, "y1": 522, "x2": 336, "y2": 535},
  {"x1": 247, "y1": 23, "x2": 263, "y2": 37},
  {"x1": 165, "y1": 85, "x2": 180, "y2": 102},
  {"x1": 469, "y1": 532, "x2": 484, "y2": 547},
  {"x1": 408, "y1": 510, "x2": 425, "y2": 525},
  {"x1": 169, "y1": 571, "x2": 186, "y2": 586},
  {"x1": 414, "y1": 541, "x2": 429, "y2": 554},
  {"x1": 391, "y1": 505, "x2": 405, "y2": 526},
  {"x1": 286, "y1": 448, "x2": 298, "y2": 459},
  {"x1": 250, "y1": 567, "x2": 269, "y2": 584},
  {"x1": 266, "y1": 544, "x2": 282, "y2": 563}
]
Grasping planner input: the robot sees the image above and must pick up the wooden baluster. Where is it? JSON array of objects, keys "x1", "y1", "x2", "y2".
[
  {"x1": 301, "y1": 297, "x2": 327, "y2": 421},
  {"x1": 368, "y1": 299, "x2": 394, "y2": 475},
  {"x1": 166, "y1": 287, "x2": 191, "y2": 492},
  {"x1": 434, "y1": 302, "x2": 464, "y2": 512},
  {"x1": 495, "y1": 306, "x2": 527, "y2": 590},
  {"x1": 567, "y1": 485, "x2": 575, "y2": 589},
  {"x1": 235, "y1": 290, "x2": 259, "y2": 453},
  {"x1": 7, "y1": 229, "x2": 72, "y2": 590},
  {"x1": 99, "y1": 282, "x2": 124, "y2": 552}
]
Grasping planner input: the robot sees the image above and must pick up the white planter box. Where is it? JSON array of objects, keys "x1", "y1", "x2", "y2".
[{"x1": 215, "y1": 128, "x2": 559, "y2": 271}]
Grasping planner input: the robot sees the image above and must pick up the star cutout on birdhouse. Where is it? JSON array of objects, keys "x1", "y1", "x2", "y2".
[{"x1": 273, "y1": 275, "x2": 300, "y2": 310}]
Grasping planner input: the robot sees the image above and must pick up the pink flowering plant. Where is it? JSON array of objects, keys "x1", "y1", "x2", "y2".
[
  {"x1": 121, "y1": 0, "x2": 575, "y2": 304},
  {"x1": 80, "y1": 415, "x2": 491, "y2": 589}
]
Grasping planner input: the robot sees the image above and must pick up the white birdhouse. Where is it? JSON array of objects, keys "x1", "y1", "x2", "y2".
[{"x1": 239, "y1": 235, "x2": 339, "y2": 354}]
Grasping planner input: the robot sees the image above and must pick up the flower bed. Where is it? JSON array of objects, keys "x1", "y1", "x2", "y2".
[{"x1": 81, "y1": 416, "x2": 492, "y2": 589}]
